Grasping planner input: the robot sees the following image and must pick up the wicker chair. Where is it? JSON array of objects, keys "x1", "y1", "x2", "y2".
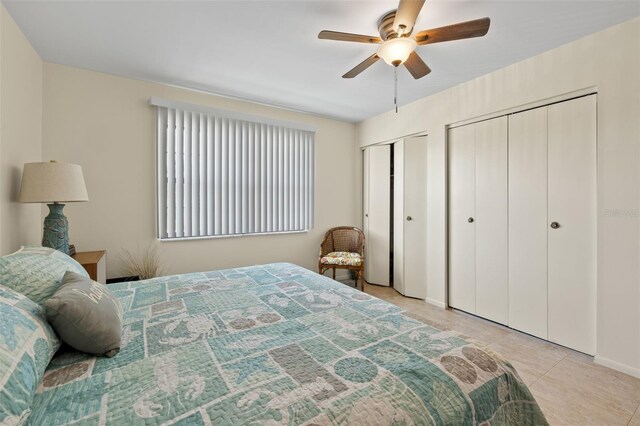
[{"x1": 318, "y1": 226, "x2": 366, "y2": 292}]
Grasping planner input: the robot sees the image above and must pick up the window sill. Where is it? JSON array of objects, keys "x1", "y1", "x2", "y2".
[{"x1": 158, "y1": 229, "x2": 309, "y2": 241}]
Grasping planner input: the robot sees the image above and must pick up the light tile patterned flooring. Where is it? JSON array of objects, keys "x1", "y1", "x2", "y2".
[{"x1": 359, "y1": 283, "x2": 640, "y2": 425}]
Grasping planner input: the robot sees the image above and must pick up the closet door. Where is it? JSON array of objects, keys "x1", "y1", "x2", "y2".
[
  {"x1": 547, "y1": 95, "x2": 597, "y2": 354},
  {"x1": 508, "y1": 107, "x2": 548, "y2": 339},
  {"x1": 395, "y1": 136, "x2": 428, "y2": 299},
  {"x1": 393, "y1": 140, "x2": 405, "y2": 295},
  {"x1": 475, "y1": 117, "x2": 508, "y2": 324},
  {"x1": 363, "y1": 147, "x2": 371, "y2": 278},
  {"x1": 364, "y1": 145, "x2": 391, "y2": 286},
  {"x1": 448, "y1": 124, "x2": 476, "y2": 313}
]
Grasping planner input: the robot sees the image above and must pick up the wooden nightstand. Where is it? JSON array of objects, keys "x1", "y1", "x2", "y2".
[{"x1": 72, "y1": 250, "x2": 107, "y2": 284}]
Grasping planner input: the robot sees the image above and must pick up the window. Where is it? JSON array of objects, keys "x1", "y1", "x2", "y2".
[{"x1": 152, "y1": 98, "x2": 315, "y2": 240}]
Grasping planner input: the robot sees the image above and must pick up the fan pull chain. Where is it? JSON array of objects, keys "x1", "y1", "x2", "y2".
[{"x1": 394, "y1": 66, "x2": 398, "y2": 113}]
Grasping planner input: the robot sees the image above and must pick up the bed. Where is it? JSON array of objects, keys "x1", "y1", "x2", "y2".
[{"x1": 27, "y1": 263, "x2": 547, "y2": 425}]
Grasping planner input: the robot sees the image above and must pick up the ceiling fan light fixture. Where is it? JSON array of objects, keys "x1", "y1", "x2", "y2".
[{"x1": 377, "y1": 37, "x2": 417, "y2": 66}]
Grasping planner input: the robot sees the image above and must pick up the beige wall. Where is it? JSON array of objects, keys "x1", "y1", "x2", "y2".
[
  {"x1": 42, "y1": 64, "x2": 358, "y2": 279},
  {"x1": 358, "y1": 18, "x2": 640, "y2": 377},
  {"x1": 0, "y1": 5, "x2": 43, "y2": 255}
]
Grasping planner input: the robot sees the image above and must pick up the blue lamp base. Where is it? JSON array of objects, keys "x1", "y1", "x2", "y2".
[{"x1": 42, "y1": 203, "x2": 69, "y2": 255}]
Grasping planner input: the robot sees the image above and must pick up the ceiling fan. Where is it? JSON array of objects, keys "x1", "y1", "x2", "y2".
[{"x1": 318, "y1": 0, "x2": 491, "y2": 80}]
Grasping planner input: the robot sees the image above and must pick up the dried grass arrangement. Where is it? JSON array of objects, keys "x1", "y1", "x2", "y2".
[{"x1": 119, "y1": 242, "x2": 165, "y2": 280}]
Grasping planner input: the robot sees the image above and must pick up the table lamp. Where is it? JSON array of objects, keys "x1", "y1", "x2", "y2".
[{"x1": 19, "y1": 161, "x2": 89, "y2": 255}]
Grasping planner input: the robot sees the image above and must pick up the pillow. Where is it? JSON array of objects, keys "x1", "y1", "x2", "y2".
[
  {"x1": 0, "y1": 246, "x2": 88, "y2": 305},
  {"x1": 44, "y1": 271, "x2": 123, "y2": 357},
  {"x1": 0, "y1": 284, "x2": 60, "y2": 425}
]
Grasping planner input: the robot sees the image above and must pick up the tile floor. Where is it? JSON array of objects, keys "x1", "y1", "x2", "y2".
[{"x1": 359, "y1": 283, "x2": 640, "y2": 426}]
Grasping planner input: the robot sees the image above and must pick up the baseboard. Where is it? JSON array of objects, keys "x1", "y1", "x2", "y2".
[
  {"x1": 594, "y1": 355, "x2": 640, "y2": 378},
  {"x1": 335, "y1": 271, "x2": 351, "y2": 281},
  {"x1": 426, "y1": 298, "x2": 446, "y2": 309},
  {"x1": 320, "y1": 270, "x2": 352, "y2": 281}
]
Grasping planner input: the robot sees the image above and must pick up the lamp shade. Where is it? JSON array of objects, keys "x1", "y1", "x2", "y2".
[
  {"x1": 377, "y1": 37, "x2": 417, "y2": 66},
  {"x1": 19, "y1": 161, "x2": 89, "y2": 203}
]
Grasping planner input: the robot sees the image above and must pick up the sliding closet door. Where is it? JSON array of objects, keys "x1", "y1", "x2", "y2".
[
  {"x1": 508, "y1": 107, "x2": 548, "y2": 339},
  {"x1": 363, "y1": 148, "x2": 371, "y2": 279},
  {"x1": 475, "y1": 117, "x2": 508, "y2": 325},
  {"x1": 547, "y1": 95, "x2": 597, "y2": 354},
  {"x1": 401, "y1": 136, "x2": 428, "y2": 299},
  {"x1": 364, "y1": 145, "x2": 391, "y2": 286},
  {"x1": 393, "y1": 140, "x2": 405, "y2": 295},
  {"x1": 448, "y1": 124, "x2": 476, "y2": 313}
]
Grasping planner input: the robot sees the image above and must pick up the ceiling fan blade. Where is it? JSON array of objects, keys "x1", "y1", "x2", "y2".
[
  {"x1": 415, "y1": 17, "x2": 491, "y2": 45},
  {"x1": 318, "y1": 30, "x2": 382, "y2": 44},
  {"x1": 404, "y1": 52, "x2": 431, "y2": 79},
  {"x1": 342, "y1": 54, "x2": 380, "y2": 78},
  {"x1": 393, "y1": 0, "x2": 426, "y2": 35}
]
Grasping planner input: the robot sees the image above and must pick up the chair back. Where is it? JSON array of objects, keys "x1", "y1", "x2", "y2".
[{"x1": 320, "y1": 226, "x2": 365, "y2": 256}]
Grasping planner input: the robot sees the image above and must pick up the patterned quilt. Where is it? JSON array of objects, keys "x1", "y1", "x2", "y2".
[{"x1": 28, "y1": 263, "x2": 547, "y2": 425}]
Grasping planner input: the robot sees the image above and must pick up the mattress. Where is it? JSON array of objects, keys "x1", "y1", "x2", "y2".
[{"x1": 28, "y1": 263, "x2": 547, "y2": 425}]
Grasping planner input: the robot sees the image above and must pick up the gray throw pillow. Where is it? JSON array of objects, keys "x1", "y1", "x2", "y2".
[{"x1": 44, "y1": 271, "x2": 123, "y2": 357}]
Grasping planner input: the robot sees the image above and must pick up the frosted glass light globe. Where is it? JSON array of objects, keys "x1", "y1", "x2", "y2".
[{"x1": 377, "y1": 37, "x2": 417, "y2": 66}]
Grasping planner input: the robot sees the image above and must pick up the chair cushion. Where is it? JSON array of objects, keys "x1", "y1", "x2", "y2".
[{"x1": 320, "y1": 251, "x2": 362, "y2": 266}]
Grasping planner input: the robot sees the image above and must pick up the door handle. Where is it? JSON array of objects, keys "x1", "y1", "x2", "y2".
[
  {"x1": 406, "y1": 216, "x2": 412, "y2": 221},
  {"x1": 468, "y1": 217, "x2": 474, "y2": 223},
  {"x1": 550, "y1": 221, "x2": 560, "y2": 229},
  {"x1": 365, "y1": 214, "x2": 369, "y2": 217}
]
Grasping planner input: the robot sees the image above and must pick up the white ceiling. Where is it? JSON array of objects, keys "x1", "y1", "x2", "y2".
[{"x1": 3, "y1": 0, "x2": 639, "y2": 122}]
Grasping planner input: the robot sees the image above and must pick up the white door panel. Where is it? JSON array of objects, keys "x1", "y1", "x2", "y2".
[
  {"x1": 402, "y1": 136, "x2": 428, "y2": 299},
  {"x1": 393, "y1": 140, "x2": 405, "y2": 295},
  {"x1": 508, "y1": 107, "x2": 549, "y2": 339},
  {"x1": 363, "y1": 148, "x2": 371, "y2": 278},
  {"x1": 475, "y1": 117, "x2": 509, "y2": 325},
  {"x1": 448, "y1": 125, "x2": 476, "y2": 313},
  {"x1": 547, "y1": 95, "x2": 597, "y2": 354},
  {"x1": 365, "y1": 145, "x2": 391, "y2": 286}
]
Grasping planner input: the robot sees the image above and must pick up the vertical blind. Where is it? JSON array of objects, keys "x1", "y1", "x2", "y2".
[{"x1": 154, "y1": 101, "x2": 315, "y2": 240}]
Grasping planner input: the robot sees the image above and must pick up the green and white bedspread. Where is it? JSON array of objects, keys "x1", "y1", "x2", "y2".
[{"x1": 28, "y1": 263, "x2": 547, "y2": 425}]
